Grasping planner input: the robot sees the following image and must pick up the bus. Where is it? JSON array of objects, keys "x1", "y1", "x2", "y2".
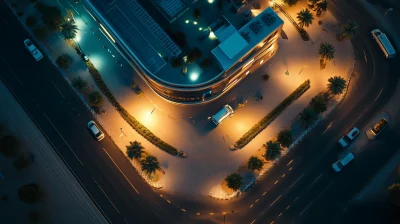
[{"x1": 371, "y1": 29, "x2": 396, "y2": 58}]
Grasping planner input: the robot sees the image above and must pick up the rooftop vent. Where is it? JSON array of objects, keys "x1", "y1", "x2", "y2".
[
  {"x1": 262, "y1": 13, "x2": 276, "y2": 26},
  {"x1": 249, "y1": 20, "x2": 262, "y2": 34},
  {"x1": 240, "y1": 32, "x2": 250, "y2": 41}
]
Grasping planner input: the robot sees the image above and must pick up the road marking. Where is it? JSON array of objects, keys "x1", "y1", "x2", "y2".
[
  {"x1": 0, "y1": 15, "x2": 9, "y2": 26},
  {"x1": 124, "y1": 218, "x2": 128, "y2": 224},
  {"x1": 98, "y1": 185, "x2": 120, "y2": 213},
  {"x1": 286, "y1": 205, "x2": 290, "y2": 210},
  {"x1": 316, "y1": 181, "x2": 334, "y2": 200},
  {"x1": 36, "y1": 104, "x2": 40, "y2": 109},
  {"x1": 196, "y1": 213, "x2": 200, "y2": 215},
  {"x1": 294, "y1": 196, "x2": 299, "y2": 202},
  {"x1": 209, "y1": 213, "x2": 214, "y2": 215},
  {"x1": 374, "y1": 88, "x2": 383, "y2": 102},
  {"x1": 102, "y1": 148, "x2": 140, "y2": 194},
  {"x1": 356, "y1": 145, "x2": 365, "y2": 153},
  {"x1": 289, "y1": 167, "x2": 293, "y2": 171},
  {"x1": 270, "y1": 195, "x2": 282, "y2": 207},
  {"x1": 309, "y1": 173, "x2": 323, "y2": 189},
  {"x1": 286, "y1": 159, "x2": 293, "y2": 166},
  {"x1": 289, "y1": 174, "x2": 304, "y2": 189},
  {"x1": 274, "y1": 180, "x2": 279, "y2": 184},
  {"x1": 250, "y1": 219, "x2": 256, "y2": 224},
  {"x1": 300, "y1": 201, "x2": 313, "y2": 216},
  {"x1": 363, "y1": 49, "x2": 368, "y2": 63},
  {"x1": 167, "y1": 200, "x2": 171, "y2": 204},
  {"x1": 52, "y1": 81, "x2": 66, "y2": 99},
  {"x1": 181, "y1": 209, "x2": 186, "y2": 212},
  {"x1": 43, "y1": 113, "x2": 83, "y2": 165},
  {"x1": 0, "y1": 55, "x2": 23, "y2": 86},
  {"x1": 263, "y1": 191, "x2": 267, "y2": 196},
  {"x1": 321, "y1": 120, "x2": 335, "y2": 136},
  {"x1": 281, "y1": 173, "x2": 286, "y2": 177},
  {"x1": 250, "y1": 204, "x2": 254, "y2": 208},
  {"x1": 278, "y1": 212, "x2": 283, "y2": 217},
  {"x1": 255, "y1": 199, "x2": 259, "y2": 203}
]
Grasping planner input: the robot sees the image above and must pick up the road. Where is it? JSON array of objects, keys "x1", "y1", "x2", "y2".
[{"x1": 1, "y1": 0, "x2": 400, "y2": 224}]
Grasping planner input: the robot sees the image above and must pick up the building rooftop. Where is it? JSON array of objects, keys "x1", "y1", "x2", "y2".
[{"x1": 88, "y1": 0, "x2": 283, "y2": 87}]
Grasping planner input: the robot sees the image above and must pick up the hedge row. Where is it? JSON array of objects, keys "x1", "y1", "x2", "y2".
[
  {"x1": 235, "y1": 80, "x2": 311, "y2": 149},
  {"x1": 86, "y1": 62, "x2": 185, "y2": 157}
]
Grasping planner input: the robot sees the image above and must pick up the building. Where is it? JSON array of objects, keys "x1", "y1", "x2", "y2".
[{"x1": 83, "y1": 0, "x2": 284, "y2": 104}]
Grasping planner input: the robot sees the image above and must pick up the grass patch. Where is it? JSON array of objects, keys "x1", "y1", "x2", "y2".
[
  {"x1": 235, "y1": 80, "x2": 310, "y2": 149},
  {"x1": 85, "y1": 62, "x2": 185, "y2": 158}
]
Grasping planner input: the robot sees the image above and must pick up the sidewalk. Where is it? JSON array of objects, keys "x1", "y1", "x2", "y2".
[
  {"x1": 0, "y1": 81, "x2": 107, "y2": 224},
  {"x1": 10, "y1": 0, "x2": 354, "y2": 196}
]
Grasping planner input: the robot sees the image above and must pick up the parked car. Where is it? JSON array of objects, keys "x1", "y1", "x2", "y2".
[
  {"x1": 87, "y1": 120, "x2": 104, "y2": 141},
  {"x1": 338, "y1": 127, "x2": 360, "y2": 148},
  {"x1": 366, "y1": 118, "x2": 389, "y2": 140},
  {"x1": 332, "y1": 152, "x2": 355, "y2": 172},
  {"x1": 212, "y1": 105, "x2": 234, "y2": 125},
  {"x1": 24, "y1": 39, "x2": 43, "y2": 61}
]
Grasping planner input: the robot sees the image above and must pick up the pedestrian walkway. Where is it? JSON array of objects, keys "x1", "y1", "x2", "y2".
[{"x1": 0, "y1": 81, "x2": 107, "y2": 224}]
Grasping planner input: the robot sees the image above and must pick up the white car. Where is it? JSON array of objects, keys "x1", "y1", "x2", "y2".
[
  {"x1": 24, "y1": 39, "x2": 43, "y2": 61},
  {"x1": 332, "y1": 152, "x2": 355, "y2": 172},
  {"x1": 338, "y1": 127, "x2": 360, "y2": 148},
  {"x1": 87, "y1": 120, "x2": 104, "y2": 141}
]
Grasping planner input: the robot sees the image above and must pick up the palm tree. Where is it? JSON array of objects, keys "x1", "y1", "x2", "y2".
[
  {"x1": 141, "y1": 155, "x2": 160, "y2": 176},
  {"x1": 300, "y1": 108, "x2": 318, "y2": 128},
  {"x1": 247, "y1": 156, "x2": 264, "y2": 171},
  {"x1": 126, "y1": 141, "x2": 144, "y2": 160},
  {"x1": 284, "y1": 0, "x2": 299, "y2": 7},
  {"x1": 297, "y1": 8, "x2": 314, "y2": 28},
  {"x1": 71, "y1": 76, "x2": 88, "y2": 90},
  {"x1": 319, "y1": 42, "x2": 335, "y2": 64},
  {"x1": 264, "y1": 141, "x2": 281, "y2": 161},
  {"x1": 327, "y1": 76, "x2": 347, "y2": 95},
  {"x1": 225, "y1": 173, "x2": 243, "y2": 191},
  {"x1": 315, "y1": 0, "x2": 328, "y2": 16},
  {"x1": 277, "y1": 130, "x2": 293, "y2": 148},
  {"x1": 340, "y1": 21, "x2": 357, "y2": 40},
  {"x1": 56, "y1": 54, "x2": 72, "y2": 69},
  {"x1": 60, "y1": 18, "x2": 78, "y2": 40},
  {"x1": 308, "y1": 0, "x2": 320, "y2": 7}
]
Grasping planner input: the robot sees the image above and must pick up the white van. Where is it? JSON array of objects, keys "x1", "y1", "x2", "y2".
[
  {"x1": 212, "y1": 105, "x2": 234, "y2": 125},
  {"x1": 332, "y1": 152, "x2": 354, "y2": 172}
]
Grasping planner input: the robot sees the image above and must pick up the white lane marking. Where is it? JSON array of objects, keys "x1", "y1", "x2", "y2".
[
  {"x1": 300, "y1": 201, "x2": 313, "y2": 216},
  {"x1": 270, "y1": 195, "x2": 282, "y2": 207},
  {"x1": 356, "y1": 145, "x2": 365, "y2": 153},
  {"x1": 0, "y1": 15, "x2": 9, "y2": 26},
  {"x1": 102, "y1": 148, "x2": 140, "y2": 194},
  {"x1": 52, "y1": 81, "x2": 66, "y2": 99},
  {"x1": 286, "y1": 159, "x2": 294, "y2": 166},
  {"x1": 308, "y1": 173, "x2": 324, "y2": 189},
  {"x1": 43, "y1": 113, "x2": 83, "y2": 165},
  {"x1": 250, "y1": 219, "x2": 256, "y2": 224},
  {"x1": 0, "y1": 55, "x2": 23, "y2": 86},
  {"x1": 98, "y1": 185, "x2": 120, "y2": 213},
  {"x1": 321, "y1": 120, "x2": 335, "y2": 136},
  {"x1": 374, "y1": 88, "x2": 383, "y2": 102},
  {"x1": 363, "y1": 49, "x2": 368, "y2": 63},
  {"x1": 289, "y1": 173, "x2": 304, "y2": 190},
  {"x1": 316, "y1": 181, "x2": 334, "y2": 200}
]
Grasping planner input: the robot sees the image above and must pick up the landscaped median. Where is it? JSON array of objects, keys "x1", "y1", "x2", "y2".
[
  {"x1": 234, "y1": 79, "x2": 311, "y2": 149},
  {"x1": 85, "y1": 61, "x2": 186, "y2": 158}
]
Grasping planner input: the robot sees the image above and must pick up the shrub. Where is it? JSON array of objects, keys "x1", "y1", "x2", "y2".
[
  {"x1": 56, "y1": 54, "x2": 72, "y2": 69},
  {"x1": 0, "y1": 135, "x2": 19, "y2": 157},
  {"x1": 309, "y1": 94, "x2": 327, "y2": 114},
  {"x1": 71, "y1": 76, "x2": 88, "y2": 90},
  {"x1": 247, "y1": 156, "x2": 264, "y2": 171},
  {"x1": 88, "y1": 91, "x2": 104, "y2": 107},
  {"x1": 225, "y1": 173, "x2": 243, "y2": 191},
  {"x1": 187, "y1": 47, "x2": 202, "y2": 64},
  {"x1": 33, "y1": 27, "x2": 47, "y2": 40},
  {"x1": 300, "y1": 107, "x2": 318, "y2": 128},
  {"x1": 18, "y1": 184, "x2": 45, "y2": 204},
  {"x1": 262, "y1": 74, "x2": 270, "y2": 81},
  {"x1": 235, "y1": 80, "x2": 310, "y2": 148},
  {"x1": 35, "y1": 2, "x2": 62, "y2": 31},
  {"x1": 277, "y1": 130, "x2": 293, "y2": 148},
  {"x1": 171, "y1": 57, "x2": 183, "y2": 68},
  {"x1": 85, "y1": 62, "x2": 183, "y2": 157},
  {"x1": 26, "y1": 16, "x2": 37, "y2": 27},
  {"x1": 264, "y1": 141, "x2": 281, "y2": 160},
  {"x1": 200, "y1": 57, "x2": 212, "y2": 68},
  {"x1": 283, "y1": 0, "x2": 299, "y2": 6}
]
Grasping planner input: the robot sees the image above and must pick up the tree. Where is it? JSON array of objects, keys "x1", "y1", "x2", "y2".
[
  {"x1": 264, "y1": 141, "x2": 281, "y2": 161},
  {"x1": 56, "y1": 54, "x2": 72, "y2": 69},
  {"x1": 141, "y1": 155, "x2": 160, "y2": 176},
  {"x1": 225, "y1": 173, "x2": 243, "y2": 191},
  {"x1": 126, "y1": 141, "x2": 144, "y2": 160},
  {"x1": 26, "y1": 16, "x2": 37, "y2": 27},
  {"x1": 18, "y1": 183, "x2": 45, "y2": 204},
  {"x1": 187, "y1": 47, "x2": 202, "y2": 64},
  {"x1": 310, "y1": 94, "x2": 327, "y2": 114},
  {"x1": 388, "y1": 183, "x2": 400, "y2": 206},
  {"x1": 316, "y1": 0, "x2": 328, "y2": 16},
  {"x1": 14, "y1": 153, "x2": 34, "y2": 171},
  {"x1": 297, "y1": 8, "x2": 314, "y2": 28},
  {"x1": 340, "y1": 20, "x2": 357, "y2": 40},
  {"x1": 283, "y1": 0, "x2": 299, "y2": 7},
  {"x1": 60, "y1": 18, "x2": 78, "y2": 40},
  {"x1": 71, "y1": 76, "x2": 88, "y2": 90},
  {"x1": 0, "y1": 135, "x2": 19, "y2": 157},
  {"x1": 247, "y1": 156, "x2": 264, "y2": 171},
  {"x1": 300, "y1": 108, "x2": 318, "y2": 128},
  {"x1": 88, "y1": 91, "x2": 104, "y2": 107},
  {"x1": 193, "y1": 8, "x2": 201, "y2": 19},
  {"x1": 327, "y1": 76, "x2": 347, "y2": 95},
  {"x1": 319, "y1": 42, "x2": 335, "y2": 64},
  {"x1": 308, "y1": 0, "x2": 320, "y2": 7},
  {"x1": 33, "y1": 27, "x2": 47, "y2": 40},
  {"x1": 277, "y1": 130, "x2": 293, "y2": 148}
]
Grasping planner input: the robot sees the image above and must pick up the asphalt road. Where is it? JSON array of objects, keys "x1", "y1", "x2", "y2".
[{"x1": 1, "y1": 0, "x2": 400, "y2": 224}]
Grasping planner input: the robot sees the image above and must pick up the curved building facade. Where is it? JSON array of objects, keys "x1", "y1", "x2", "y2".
[{"x1": 83, "y1": 0, "x2": 284, "y2": 104}]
